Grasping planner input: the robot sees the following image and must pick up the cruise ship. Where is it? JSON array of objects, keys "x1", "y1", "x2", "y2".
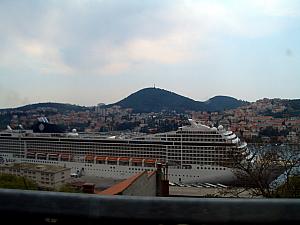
[{"x1": 0, "y1": 119, "x2": 247, "y2": 184}]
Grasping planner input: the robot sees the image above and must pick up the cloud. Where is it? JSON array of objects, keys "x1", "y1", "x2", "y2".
[
  {"x1": 249, "y1": 0, "x2": 300, "y2": 17},
  {"x1": 0, "y1": 0, "x2": 299, "y2": 78},
  {"x1": 126, "y1": 36, "x2": 191, "y2": 64},
  {"x1": 101, "y1": 62, "x2": 130, "y2": 75},
  {"x1": 0, "y1": 85, "x2": 30, "y2": 108}
]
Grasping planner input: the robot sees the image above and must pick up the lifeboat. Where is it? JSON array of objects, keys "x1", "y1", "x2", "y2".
[
  {"x1": 144, "y1": 159, "x2": 157, "y2": 167},
  {"x1": 60, "y1": 154, "x2": 70, "y2": 161},
  {"x1": 119, "y1": 157, "x2": 129, "y2": 162},
  {"x1": 36, "y1": 153, "x2": 47, "y2": 159},
  {"x1": 144, "y1": 159, "x2": 157, "y2": 164},
  {"x1": 26, "y1": 152, "x2": 36, "y2": 159},
  {"x1": 95, "y1": 156, "x2": 107, "y2": 161},
  {"x1": 85, "y1": 155, "x2": 95, "y2": 161},
  {"x1": 131, "y1": 158, "x2": 143, "y2": 166},
  {"x1": 48, "y1": 153, "x2": 59, "y2": 161},
  {"x1": 119, "y1": 157, "x2": 129, "y2": 165},
  {"x1": 107, "y1": 156, "x2": 118, "y2": 165},
  {"x1": 95, "y1": 156, "x2": 107, "y2": 164},
  {"x1": 107, "y1": 157, "x2": 118, "y2": 161},
  {"x1": 131, "y1": 158, "x2": 143, "y2": 163}
]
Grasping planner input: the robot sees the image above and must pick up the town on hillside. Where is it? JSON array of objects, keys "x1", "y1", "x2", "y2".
[{"x1": 0, "y1": 98, "x2": 299, "y2": 144}]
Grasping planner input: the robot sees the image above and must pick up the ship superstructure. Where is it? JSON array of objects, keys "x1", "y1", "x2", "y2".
[{"x1": 0, "y1": 119, "x2": 247, "y2": 183}]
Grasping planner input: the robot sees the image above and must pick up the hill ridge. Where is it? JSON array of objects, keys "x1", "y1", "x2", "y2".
[
  {"x1": 109, "y1": 87, "x2": 247, "y2": 112},
  {"x1": 0, "y1": 87, "x2": 249, "y2": 113}
]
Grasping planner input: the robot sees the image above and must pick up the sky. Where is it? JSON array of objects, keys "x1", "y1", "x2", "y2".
[{"x1": 0, "y1": 0, "x2": 300, "y2": 108}]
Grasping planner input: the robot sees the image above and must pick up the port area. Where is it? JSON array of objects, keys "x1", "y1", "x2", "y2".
[{"x1": 169, "y1": 185, "x2": 254, "y2": 198}]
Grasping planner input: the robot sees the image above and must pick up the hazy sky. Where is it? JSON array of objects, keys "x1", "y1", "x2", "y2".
[{"x1": 0, "y1": 0, "x2": 300, "y2": 108}]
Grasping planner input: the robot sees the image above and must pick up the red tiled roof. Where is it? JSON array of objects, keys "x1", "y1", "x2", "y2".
[
  {"x1": 97, "y1": 171, "x2": 147, "y2": 195},
  {"x1": 147, "y1": 170, "x2": 156, "y2": 178}
]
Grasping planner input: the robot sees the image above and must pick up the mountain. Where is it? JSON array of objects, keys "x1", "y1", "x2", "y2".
[
  {"x1": 0, "y1": 102, "x2": 88, "y2": 113},
  {"x1": 0, "y1": 88, "x2": 248, "y2": 114},
  {"x1": 204, "y1": 96, "x2": 248, "y2": 112},
  {"x1": 109, "y1": 87, "x2": 247, "y2": 112}
]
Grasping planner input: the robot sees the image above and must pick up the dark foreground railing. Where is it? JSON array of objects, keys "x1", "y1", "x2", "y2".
[{"x1": 0, "y1": 189, "x2": 300, "y2": 225}]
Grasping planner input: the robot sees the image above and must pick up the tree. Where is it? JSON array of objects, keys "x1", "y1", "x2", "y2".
[
  {"x1": 231, "y1": 144, "x2": 300, "y2": 198},
  {"x1": 0, "y1": 174, "x2": 37, "y2": 190},
  {"x1": 275, "y1": 176, "x2": 300, "y2": 198}
]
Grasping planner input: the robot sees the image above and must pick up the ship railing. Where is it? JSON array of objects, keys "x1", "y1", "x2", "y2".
[{"x1": 0, "y1": 189, "x2": 300, "y2": 225}]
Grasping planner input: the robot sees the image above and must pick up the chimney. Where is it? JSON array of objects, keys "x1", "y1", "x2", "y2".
[{"x1": 156, "y1": 163, "x2": 169, "y2": 196}]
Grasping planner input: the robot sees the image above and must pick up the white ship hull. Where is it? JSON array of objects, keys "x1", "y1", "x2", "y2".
[
  {"x1": 0, "y1": 119, "x2": 246, "y2": 184},
  {"x1": 1, "y1": 153, "x2": 236, "y2": 184}
]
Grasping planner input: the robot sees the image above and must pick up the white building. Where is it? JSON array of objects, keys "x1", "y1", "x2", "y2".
[{"x1": 0, "y1": 163, "x2": 70, "y2": 189}]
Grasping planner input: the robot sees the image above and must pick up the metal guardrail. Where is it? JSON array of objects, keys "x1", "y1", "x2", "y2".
[{"x1": 0, "y1": 189, "x2": 300, "y2": 225}]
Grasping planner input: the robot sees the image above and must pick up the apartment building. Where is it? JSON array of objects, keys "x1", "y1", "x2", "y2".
[{"x1": 0, "y1": 163, "x2": 70, "y2": 189}]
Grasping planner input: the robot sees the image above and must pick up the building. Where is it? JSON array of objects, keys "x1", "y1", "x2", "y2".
[
  {"x1": 79, "y1": 164, "x2": 169, "y2": 196},
  {"x1": 0, "y1": 163, "x2": 70, "y2": 189},
  {"x1": 287, "y1": 131, "x2": 299, "y2": 143}
]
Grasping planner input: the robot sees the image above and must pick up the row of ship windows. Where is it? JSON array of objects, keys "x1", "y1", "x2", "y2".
[
  {"x1": 168, "y1": 146, "x2": 217, "y2": 149},
  {"x1": 174, "y1": 131, "x2": 219, "y2": 135},
  {"x1": 4, "y1": 150, "x2": 228, "y2": 159},
  {"x1": 23, "y1": 150, "x2": 230, "y2": 155},
  {"x1": 168, "y1": 157, "x2": 230, "y2": 160},
  {"x1": 168, "y1": 152, "x2": 229, "y2": 156},
  {"x1": 0, "y1": 142, "x2": 162, "y2": 149},
  {"x1": 2, "y1": 142, "x2": 228, "y2": 149},
  {"x1": 24, "y1": 152, "x2": 163, "y2": 157},
  {"x1": 196, "y1": 167, "x2": 226, "y2": 170},
  {"x1": 26, "y1": 143, "x2": 163, "y2": 148},
  {"x1": 76, "y1": 168, "x2": 226, "y2": 175},
  {"x1": 168, "y1": 155, "x2": 229, "y2": 158},
  {"x1": 5, "y1": 146, "x2": 231, "y2": 155},
  {"x1": 167, "y1": 139, "x2": 225, "y2": 142},
  {"x1": 83, "y1": 164, "x2": 156, "y2": 171},
  {"x1": 25, "y1": 147, "x2": 164, "y2": 152},
  {"x1": 75, "y1": 168, "x2": 155, "y2": 173},
  {"x1": 15, "y1": 157, "x2": 230, "y2": 164},
  {"x1": 2, "y1": 146, "x2": 230, "y2": 153},
  {"x1": 25, "y1": 148, "x2": 164, "y2": 154},
  {"x1": 24, "y1": 159, "x2": 59, "y2": 165},
  {"x1": 178, "y1": 134, "x2": 221, "y2": 137},
  {"x1": 174, "y1": 162, "x2": 229, "y2": 166},
  {"x1": 25, "y1": 145, "x2": 164, "y2": 150}
]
